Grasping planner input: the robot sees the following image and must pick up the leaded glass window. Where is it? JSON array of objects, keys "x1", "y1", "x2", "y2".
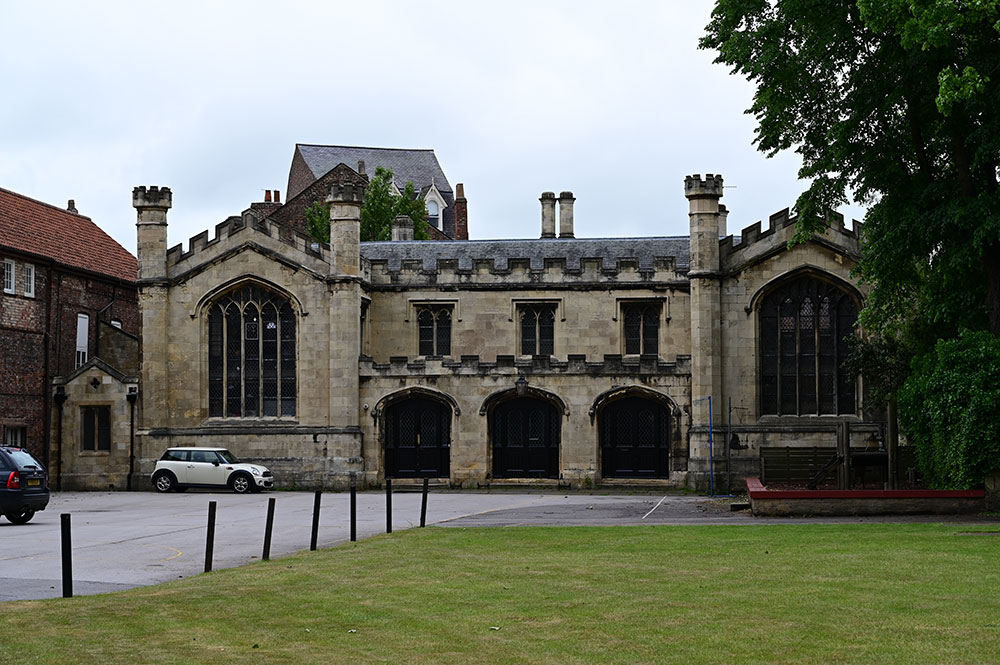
[
  {"x1": 207, "y1": 284, "x2": 296, "y2": 418},
  {"x1": 519, "y1": 303, "x2": 556, "y2": 355},
  {"x1": 417, "y1": 305, "x2": 451, "y2": 356},
  {"x1": 623, "y1": 303, "x2": 660, "y2": 355},
  {"x1": 759, "y1": 275, "x2": 857, "y2": 415}
]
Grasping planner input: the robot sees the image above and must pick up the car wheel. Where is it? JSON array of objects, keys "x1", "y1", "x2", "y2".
[
  {"x1": 5, "y1": 510, "x2": 35, "y2": 525},
  {"x1": 153, "y1": 472, "x2": 177, "y2": 493},
  {"x1": 230, "y1": 474, "x2": 253, "y2": 494}
]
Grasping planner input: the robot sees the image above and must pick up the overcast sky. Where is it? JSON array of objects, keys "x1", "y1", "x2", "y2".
[{"x1": 1, "y1": 1, "x2": 865, "y2": 254}]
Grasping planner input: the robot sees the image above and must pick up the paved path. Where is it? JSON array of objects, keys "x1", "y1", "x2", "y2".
[{"x1": 2, "y1": 490, "x2": 996, "y2": 601}]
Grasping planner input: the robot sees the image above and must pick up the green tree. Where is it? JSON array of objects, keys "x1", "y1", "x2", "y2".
[
  {"x1": 361, "y1": 166, "x2": 430, "y2": 242},
  {"x1": 304, "y1": 201, "x2": 330, "y2": 244},
  {"x1": 701, "y1": 1, "x2": 1000, "y2": 338},
  {"x1": 898, "y1": 331, "x2": 1000, "y2": 488},
  {"x1": 702, "y1": 1, "x2": 1000, "y2": 486}
]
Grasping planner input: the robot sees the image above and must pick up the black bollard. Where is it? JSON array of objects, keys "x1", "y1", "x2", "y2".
[
  {"x1": 310, "y1": 490, "x2": 322, "y2": 551},
  {"x1": 350, "y1": 475, "x2": 357, "y2": 543},
  {"x1": 386, "y1": 477, "x2": 392, "y2": 534},
  {"x1": 262, "y1": 497, "x2": 276, "y2": 561},
  {"x1": 420, "y1": 477, "x2": 429, "y2": 527},
  {"x1": 60, "y1": 513, "x2": 72, "y2": 598},
  {"x1": 205, "y1": 501, "x2": 217, "y2": 572}
]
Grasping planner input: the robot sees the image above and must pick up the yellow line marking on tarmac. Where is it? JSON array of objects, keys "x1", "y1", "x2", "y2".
[{"x1": 162, "y1": 547, "x2": 182, "y2": 561}]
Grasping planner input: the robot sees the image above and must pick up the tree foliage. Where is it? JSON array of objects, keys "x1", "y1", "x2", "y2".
[
  {"x1": 898, "y1": 331, "x2": 1000, "y2": 488},
  {"x1": 304, "y1": 201, "x2": 330, "y2": 244},
  {"x1": 360, "y1": 166, "x2": 430, "y2": 242},
  {"x1": 702, "y1": 1, "x2": 1000, "y2": 486},
  {"x1": 701, "y1": 0, "x2": 1000, "y2": 339}
]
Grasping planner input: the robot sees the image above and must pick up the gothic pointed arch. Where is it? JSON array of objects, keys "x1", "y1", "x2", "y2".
[
  {"x1": 588, "y1": 385, "x2": 680, "y2": 423},
  {"x1": 479, "y1": 384, "x2": 569, "y2": 417},
  {"x1": 371, "y1": 386, "x2": 460, "y2": 420},
  {"x1": 756, "y1": 269, "x2": 860, "y2": 416},
  {"x1": 193, "y1": 274, "x2": 305, "y2": 320}
]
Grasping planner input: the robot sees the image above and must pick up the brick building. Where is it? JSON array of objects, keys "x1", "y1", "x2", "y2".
[{"x1": 0, "y1": 187, "x2": 138, "y2": 487}]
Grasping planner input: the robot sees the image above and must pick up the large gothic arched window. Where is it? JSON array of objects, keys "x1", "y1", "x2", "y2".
[
  {"x1": 759, "y1": 275, "x2": 858, "y2": 416},
  {"x1": 207, "y1": 284, "x2": 296, "y2": 418}
]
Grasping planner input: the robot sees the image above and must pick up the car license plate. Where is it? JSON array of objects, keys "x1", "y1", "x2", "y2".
[{"x1": 27, "y1": 478, "x2": 41, "y2": 487}]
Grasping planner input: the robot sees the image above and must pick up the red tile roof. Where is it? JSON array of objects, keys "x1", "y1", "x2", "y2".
[{"x1": 0, "y1": 186, "x2": 137, "y2": 283}]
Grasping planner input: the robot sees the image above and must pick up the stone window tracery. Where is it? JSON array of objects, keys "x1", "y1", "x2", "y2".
[
  {"x1": 417, "y1": 305, "x2": 451, "y2": 356},
  {"x1": 622, "y1": 302, "x2": 660, "y2": 355},
  {"x1": 759, "y1": 275, "x2": 857, "y2": 416},
  {"x1": 208, "y1": 284, "x2": 296, "y2": 418},
  {"x1": 518, "y1": 303, "x2": 556, "y2": 355}
]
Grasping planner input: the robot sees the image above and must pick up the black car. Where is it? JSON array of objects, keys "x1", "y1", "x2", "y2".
[{"x1": 0, "y1": 447, "x2": 49, "y2": 524}]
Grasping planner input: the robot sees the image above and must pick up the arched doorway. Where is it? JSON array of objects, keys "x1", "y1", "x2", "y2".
[
  {"x1": 600, "y1": 396, "x2": 671, "y2": 478},
  {"x1": 384, "y1": 396, "x2": 451, "y2": 478},
  {"x1": 491, "y1": 397, "x2": 560, "y2": 478}
]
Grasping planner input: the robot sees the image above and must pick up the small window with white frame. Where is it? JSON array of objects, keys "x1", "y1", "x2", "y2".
[
  {"x1": 76, "y1": 313, "x2": 90, "y2": 369},
  {"x1": 23, "y1": 263, "x2": 34, "y2": 298},
  {"x1": 3, "y1": 259, "x2": 14, "y2": 294},
  {"x1": 3, "y1": 426, "x2": 27, "y2": 447}
]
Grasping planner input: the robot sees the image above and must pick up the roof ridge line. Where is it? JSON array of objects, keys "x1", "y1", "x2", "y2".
[
  {"x1": 0, "y1": 186, "x2": 95, "y2": 221},
  {"x1": 297, "y1": 143, "x2": 435, "y2": 152}
]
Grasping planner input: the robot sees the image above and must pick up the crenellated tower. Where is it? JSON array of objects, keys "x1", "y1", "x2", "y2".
[
  {"x1": 685, "y1": 174, "x2": 724, "y2": 443},
  {"x1": 134, "y1": 186, "x2": 172, "y2": 429}
]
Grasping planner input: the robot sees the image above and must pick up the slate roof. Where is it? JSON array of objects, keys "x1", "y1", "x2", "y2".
[
  {"x1": 296, "y1": 144, "x2": 452, "y2": 193},
  {"x1": 0, "y1": 186, "x2": 137, "y2": 282},
  {"x1": 360, "y1": 237, "x2": 691, "y2": 272}
]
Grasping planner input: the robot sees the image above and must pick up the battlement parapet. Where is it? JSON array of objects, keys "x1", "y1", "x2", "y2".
[
  {"x1": 133, "y1": 186, "x2": 172, "y2": 212},
  {"x1": 360, "y1": 352, "x2": 690, "y2": 378},
  {"x1": 684, "y1": 174, "x2": 724, "y2": 200},
  {"x1": 165, "y1": 212, "x2": 327, "y2": 271},
  {"x1": 721, "y1": 207, "x2": 862, "y2": 266},
  {"x1": 326, "y1": 181, "x2": 365, "y2": 204}
]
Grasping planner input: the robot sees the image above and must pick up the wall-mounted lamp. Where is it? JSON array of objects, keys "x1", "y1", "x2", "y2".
[
  {"x1": 53, "y1": 386, "x2": 67, "y2": 406},
  {"x1": 515, "y1": 375, "x2": 528, "y2": 397},
  {"x1": 126, "y1": 386, "x2": 138, "y2": 405}
]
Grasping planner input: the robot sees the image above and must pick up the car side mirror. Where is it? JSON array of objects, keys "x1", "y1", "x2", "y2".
[{"x1": 212, "y1": 461, "x2": 220, "y2": 467}]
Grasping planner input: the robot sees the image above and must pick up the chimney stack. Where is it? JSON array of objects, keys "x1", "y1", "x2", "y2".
[
  {"x1": 454, "y1": 183, "x2": 469, "y2": 240},
  {"x1": 558, "y1": 191, "x2": 575, "y2": 238},
  {"x1": 274, "y1": 189, "x2": 281, "y2": 204},
  {"x1": 357, "y1": 160, "x2": 366, "y2": 176},
  {"x1": 540, "y1": 192, "x2": 556, "y2": 238},
  {"x1": 264, "y1": 190, "x2": 272, "y2": 203},
  {"x1": 391, "y1": 214, "x2": 414, "y2": 241},
  {"x1": 67, "y1": 199, "x2": 78, "y2": 214}
]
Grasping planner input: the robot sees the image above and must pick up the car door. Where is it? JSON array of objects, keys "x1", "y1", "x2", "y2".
[{"x1": 186, "y1": 450, "x2": 227, "y2": 486}]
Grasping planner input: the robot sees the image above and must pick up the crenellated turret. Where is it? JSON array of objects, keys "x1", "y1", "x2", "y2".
[
  {"x1": 326, "y1": 178, "x2": 365, "y2": 277},
  {"x1": 134, "y1": 186, "x2": 172, "y2": 282}
]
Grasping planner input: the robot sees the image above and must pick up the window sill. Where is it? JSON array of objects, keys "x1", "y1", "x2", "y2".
[{"x1": 79, "y1": 450, "x2": 110, "y2": 456}]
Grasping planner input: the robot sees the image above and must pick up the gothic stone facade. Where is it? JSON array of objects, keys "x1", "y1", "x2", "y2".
[{"x1": 133, "y1": 168, "x2": 875, "y2": 490}]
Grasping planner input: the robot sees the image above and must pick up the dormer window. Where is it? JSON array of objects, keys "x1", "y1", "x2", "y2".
[{"x1": 427, "y1": 200, "x2": 440, "y2": 229}]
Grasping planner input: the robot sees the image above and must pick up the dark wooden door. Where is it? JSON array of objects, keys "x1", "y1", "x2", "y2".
[
  {"x1": 384, "y1": 397, "x2": 450, "y2": 478},
  {"x1": 600, "y1": 397, "x2": 670, "y2": 478},
  {"x1": 492, "y1": 397, "x2": 559, "y2": 478}
]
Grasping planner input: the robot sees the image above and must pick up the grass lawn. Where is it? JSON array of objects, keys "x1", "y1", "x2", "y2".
[{"x1": 3, "y1": 524, "x2": 998, "y2": 664}]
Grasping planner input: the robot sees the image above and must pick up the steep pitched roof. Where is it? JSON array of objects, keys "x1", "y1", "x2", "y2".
[
  {"x1": 0, "y1": 186, "x2": 137, "y2": 282},
  {"x1": 289, "y1": 144, "x2": 452, "y2": 198}
]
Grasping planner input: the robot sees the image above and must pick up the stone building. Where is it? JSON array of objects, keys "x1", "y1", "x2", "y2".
[
  {"x1": 0, "y1": 187, "x2": 139, "y2": 489},
  {"x1": 131, "y1": 164, "x2": 876, "y2": 491}
]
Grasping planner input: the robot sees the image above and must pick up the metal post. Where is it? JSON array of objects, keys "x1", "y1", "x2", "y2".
[
  {"x1": 205, "y1": 501, "x2": 217, "y2": 572},
  {"x1": 727, "y1": 397, "x2": 733, "y2": 495},
  {"x1": 262, "y1": 497, "x2": 276, "y2": 561},
  {"x1": 385, "y1": 477, "x2": 393, "y2": 534},
  {"x1": 420, "y1": 477, "x2": 429, "y2": 527},
  {"x1": 350, "y1": 474, "x2": 357, "y2": 542},
  {"x1": 707, "y1": 396, "x2": 715, "y2": 496},
  {"x1": 60, "y1": 513, "x2": 72, "y2": 598},
  {"x1": 310, "y1": 490, "x2": 322, "y2": 551}
]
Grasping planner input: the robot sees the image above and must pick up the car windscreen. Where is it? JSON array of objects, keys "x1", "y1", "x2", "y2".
[
  {"x1": 7, "y1": 449, "x2": 43, "y2": 469},
  {"x1": 217, "y1": 450, "x2": 240, "y2": 464}
]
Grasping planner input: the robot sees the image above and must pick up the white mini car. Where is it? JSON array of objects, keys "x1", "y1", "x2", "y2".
[{"x1": 152, "y1": 447, "x2": 273, "y2": 494}]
